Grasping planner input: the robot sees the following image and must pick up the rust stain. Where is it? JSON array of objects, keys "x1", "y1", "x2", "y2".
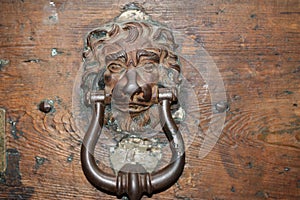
[
  {"x1": 0, "y1": 59, "x2": 9, "y2": 70},
  {"x1": 8, "y1": 118, "x2": 24, "y2": 140},
  {"x1": 34, "y1": 156, "x2": 48, "y2": 171},
  {"x1": 5, "y1": 149, "x2": 21, "y2": 186},
  {"x1": 0, "y1": 108, "x2": 5, "y2": 172},
  {"x1": 0, "y1": 149, "x2": 35, "y2": 199}
]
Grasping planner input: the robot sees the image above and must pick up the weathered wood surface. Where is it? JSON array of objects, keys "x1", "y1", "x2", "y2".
[{"x1": 0, "y1": 0, "x2": 299, "y2": 199}]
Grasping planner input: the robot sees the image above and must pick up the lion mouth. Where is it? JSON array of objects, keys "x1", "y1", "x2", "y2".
[
  {"x1": 112, "y1": 102, "x2": 151, "y2": 113},
  {"x1": 128, "y1": 103, "x2": 150, "y2": 113}
]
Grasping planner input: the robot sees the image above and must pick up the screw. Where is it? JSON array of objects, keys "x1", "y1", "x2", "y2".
[
  {"x1": 284, "y1": 167, "x2": 290, "y2": 172},
  {"x1": 51, "y1": 48, "x2": 58, "y2": 56},
  {"x1": 231, "y1": 186, "x2": 236, "y2": 192},
  {"x1": 39, "y1": 100, "x2": 53, "y2": 113},
  {"x1": 215, "y1": 101, "x2": 229, "y2": 113}
]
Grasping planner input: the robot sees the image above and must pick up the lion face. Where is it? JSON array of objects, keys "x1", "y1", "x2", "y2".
[
  {"x1": 101, "y1": 47, "x2": 180, "y2": 132},
  {"x1": 103, "y1": 49, "x2": 160, "y2": 115}
]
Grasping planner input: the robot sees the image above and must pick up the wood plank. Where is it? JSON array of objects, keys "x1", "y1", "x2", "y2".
[{"x1": 0, "y1": 0, "x2": 299, "y2": 199}]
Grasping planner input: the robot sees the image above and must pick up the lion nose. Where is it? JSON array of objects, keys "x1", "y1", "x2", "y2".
[
  {"x1": 122, "y1": 70, "x2": 152, "y2": 102},
  {"x1": 123, "y1": 69, "x2": 140, "y2": 97}
]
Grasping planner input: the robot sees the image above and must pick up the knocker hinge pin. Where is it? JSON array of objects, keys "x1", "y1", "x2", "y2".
[
  {"x1": 158, "y1": 87, "x2": 178, "y2": 102},
  {"x1": 86, "y1": 87, "x2": 178, "y2": 106},
  {"x1": 86, "y1": 91, "x2": 111, "y2": 105}
]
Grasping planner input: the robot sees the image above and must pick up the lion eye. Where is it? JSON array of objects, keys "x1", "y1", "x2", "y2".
[
  {"x1": 143, "y1": 63, "x2": 155, "y2": 73},
  {"x1": 108, "y1": 64, "x2": 123, "y2": 73}
]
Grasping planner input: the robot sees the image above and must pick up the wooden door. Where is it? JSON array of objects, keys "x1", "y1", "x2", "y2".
[{"x1": 0, "y1": 0, "x2": 299, "y2": 199}]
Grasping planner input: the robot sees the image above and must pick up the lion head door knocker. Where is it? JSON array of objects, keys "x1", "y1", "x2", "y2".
[{"x1": 79, "y1": 3, "x2": 186, "y2": 200}]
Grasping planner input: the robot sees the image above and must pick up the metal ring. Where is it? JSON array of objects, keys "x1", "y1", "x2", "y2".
[{"x1": 81, "y1": 89, "x2": 185, "y2": 200}]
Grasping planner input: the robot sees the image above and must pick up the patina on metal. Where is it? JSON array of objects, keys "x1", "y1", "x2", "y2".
[
  {"x1": 0, "y1": 108, "x2": 5, "y2": 172},
  {"x1": 110, "y1": 136, "x2": 163, "y2": 173},
  {"x1": 80, "y1": 3, "x2": 185, "y2": 200}
]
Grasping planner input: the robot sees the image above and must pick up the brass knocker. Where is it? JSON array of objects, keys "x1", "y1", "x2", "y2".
[
  {"x1": 79, "y1": 3, "x2": 186, "y2": 199},
  {"x1": 81, "y1": 88, "x2": 185, "y2": 200}
]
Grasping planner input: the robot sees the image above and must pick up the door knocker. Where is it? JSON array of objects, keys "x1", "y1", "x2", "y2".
[{"x1": 78, "y1": 3, "x2": 187, "y2": 200}]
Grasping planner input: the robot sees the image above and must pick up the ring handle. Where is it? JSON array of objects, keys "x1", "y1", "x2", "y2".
[{"x1": 81, "y1": 89, "x2": 185, "y2": 200}]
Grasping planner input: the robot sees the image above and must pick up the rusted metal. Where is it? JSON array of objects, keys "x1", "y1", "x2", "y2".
[
  {"x1": 38, "y1": 100, "x2": 53, "y2": 113},
  {"x1": 81, "y1": 3, "x2": 181, "y2": 133},
  {"x1": 80, "y1": 3, "x2": 185, "y2": 199},
  {"x1": 81, "y1": 89, "x2": 185, "y2": 200}
]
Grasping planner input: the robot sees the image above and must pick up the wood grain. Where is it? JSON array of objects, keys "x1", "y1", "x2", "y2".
[{"x1": 0, "y1": 0, "x2": 299, "y2": 199}]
